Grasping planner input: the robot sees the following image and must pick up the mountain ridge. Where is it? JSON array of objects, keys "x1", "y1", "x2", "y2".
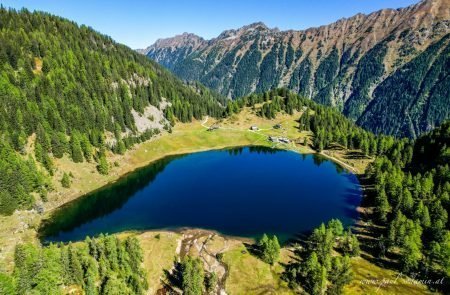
[
  {"x1": 143, "y1": 0, "x2": 450, "y2": 137},
  {"x1": 141, "y1": 0, "x2": 448, "y2": 53}
]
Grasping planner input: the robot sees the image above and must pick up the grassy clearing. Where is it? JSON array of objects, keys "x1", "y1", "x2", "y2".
[
  {"x1": 32, "y1": 57, "x2": 42, "y2": 74},
  {"x1": 345, "y1": 257, "x2": 434, "y2": 294},
  {"x1": 0, "y1": 211, "x2": 40, "y2": 272},
  {"x1": 137, "y1": 231, "x2": 180, "y2": 293},
  {"x1": 322, "y1": 147, "x2": 373, "y2": 175},
  {"x1": 223, "y1": 245, "x2": 293, "y2": 295}
]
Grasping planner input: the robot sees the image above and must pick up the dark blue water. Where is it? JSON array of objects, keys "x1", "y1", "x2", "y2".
[{"x1": 40, "y1": 147, "x2": 362, "y2": 243}]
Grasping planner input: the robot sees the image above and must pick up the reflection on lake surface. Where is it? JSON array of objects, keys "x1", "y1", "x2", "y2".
[{"x1": 40, "y1": 147, "x2": 362, "y2": 243}]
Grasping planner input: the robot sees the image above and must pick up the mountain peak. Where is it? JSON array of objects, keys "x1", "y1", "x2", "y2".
[
  {"x1": 138, "y1": 32, "x2": 206, "y2": 55},
  {"x1": 154, "y1": 32, "x2": 204, "y2": 47},
  {"x1": 242, "y1": 22, "x2": 269, "y2": 30},
  {"x1": 216, "y1": 21, "x2": 279, "y2": 41}
]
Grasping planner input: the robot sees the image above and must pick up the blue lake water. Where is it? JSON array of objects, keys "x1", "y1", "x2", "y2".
[{"x1": 40, "y1": 147, "x2": 362, "y2": 243}]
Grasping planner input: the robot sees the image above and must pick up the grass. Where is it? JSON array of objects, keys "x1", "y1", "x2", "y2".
[
  {"x1": 137, "y1": 231, "x2": 180, "y2": 293},
  {"x1": 345, "y1": 257, "x2": 434, "y2": 294},
  {"x1": 0, "y1": 211, "x2": 40, "y2": 272},
  {"x1": 124, "y1": 231, "x2": 437, "y2": 295},
  {"x1": 223, "y1": 245, "x2": 293, "y2": 295},
  {"x1": 321, "y1": 146, "x2": 373, "y2": 175},
  {"x1": 221, "y1": 242, "x2": 435, "y2": 295}
]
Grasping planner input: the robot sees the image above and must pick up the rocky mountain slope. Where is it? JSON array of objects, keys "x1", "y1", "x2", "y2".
[{"x1": 143, "y1": 0, "x2": 450, "y2": 137}]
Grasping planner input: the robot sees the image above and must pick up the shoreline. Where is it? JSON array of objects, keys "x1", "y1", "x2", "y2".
[
  {"x1": 43, "y1": 141, "x2": 281, "y2": 217},
  {"x1": 40, "y1": 144, "x2": 366, "y2": 246},
  {"x1": 44, "y1": 141, "x2": 365, "y2": 219},
  {"x1": 42, "y1": 139, "x2": 366, "y2": 222}
]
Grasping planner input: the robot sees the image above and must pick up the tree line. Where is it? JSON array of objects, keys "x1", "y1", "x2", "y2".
[{"x1": 0, "y1": 234, "x2": 148, "y2": 294}]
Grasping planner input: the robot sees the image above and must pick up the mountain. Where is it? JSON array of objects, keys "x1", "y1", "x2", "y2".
[
  {"x1": 143, "y1": 0, "x2": 450, "y2": 138},
  {"x1": 0, "y1": 8, "x2": 226, "y2": 215}
]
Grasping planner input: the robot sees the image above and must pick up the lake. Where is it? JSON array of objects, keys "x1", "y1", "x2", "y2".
[{"x1": 40, "y1": 147, "x2": 362, "y2": 243}]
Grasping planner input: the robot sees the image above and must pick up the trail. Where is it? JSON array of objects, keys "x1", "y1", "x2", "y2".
[
  {"x1": 201, "y1": 116, "x2": 209, "y2": 128},
  {"x1": 320, "y1": 151, "x2": 357, "y2": 173}
]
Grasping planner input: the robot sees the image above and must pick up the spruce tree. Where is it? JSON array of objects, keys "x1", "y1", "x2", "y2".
[
  {"x1": 97, "y1": 155, "x2": 109, "y2": 175},
  {"x1": 70, "y1": 134, "x2": 84, "y2": 163},
  {"x1": 181, "y1": 256, "x2": 204, "y2": 295},
  {"x1": 61, "y1": 172, "x2": 71, "y2": 188}
]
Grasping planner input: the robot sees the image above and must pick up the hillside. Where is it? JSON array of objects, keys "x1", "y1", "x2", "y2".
[
  {"x1": 0, "y1": 8, "x2": 226, "y2": 215},
  {"x1": 143, "y1": 0, "x2": 449, "y2": 138}
]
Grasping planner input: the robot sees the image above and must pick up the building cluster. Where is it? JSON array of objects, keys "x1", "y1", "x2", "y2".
[
  {"x1": 268, "y1": 136, "x2": 290, "y2": 144},
  {"x1": 207, "y1": 125, "x2": 220, "y2": 131}
]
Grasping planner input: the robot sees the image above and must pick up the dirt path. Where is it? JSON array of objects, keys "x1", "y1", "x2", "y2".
[
  {"x1": 201, "y1": 116, "x2": 209, "y2": 128},
  {"x1": 320, "y1": 151, "x2": 358, "y2": 173}
]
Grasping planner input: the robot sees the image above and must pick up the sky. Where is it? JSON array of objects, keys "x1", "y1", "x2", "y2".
[{"x1": 0, "y1": 0, "x2": 420, "y2": 49}]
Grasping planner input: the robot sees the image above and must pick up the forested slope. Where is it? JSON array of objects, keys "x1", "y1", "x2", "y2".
[
  {"x1": 240, "y1": 88, "x2": 450, "y2": 288},
  {"x1": 0, "y1": 7, "x2": 225, "y2": 215}
]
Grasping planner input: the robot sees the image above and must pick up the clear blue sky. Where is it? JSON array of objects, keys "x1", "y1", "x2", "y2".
[{"x1": 1, "y1": 0, "x2": 419, "y2": 49}]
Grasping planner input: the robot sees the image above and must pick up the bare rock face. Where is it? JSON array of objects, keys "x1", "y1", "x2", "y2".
[{"x1": 142, "y1": 0, "x2": 450, "y2": 137}]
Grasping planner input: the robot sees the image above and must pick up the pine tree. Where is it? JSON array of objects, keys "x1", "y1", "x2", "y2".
[
  {"x1": 81, "y1": 136, "x2": 93, "y2": 162},
  {"x1": 328, "y1": 256, "x2": 353, "y2": 295},
  {"x1": 84, "y1": 270, "x2": 97, "y2": 295},
  {"x1": 61, "y1": 172, "x2": 71, "y2": 188},
  {"x1": 102, "y1": 274, "x2": 129, "y2": 295},
  {"x1": 0, "y1": 273, "x2": 16, "y2": 295},
  {"x1": 205, "y1": 272, "x2": 217, "y2": 294},
  {"x1": 341, "y1": 229, "x2": 360, "y2": 257},
  {"x1": 376, "y1": 188, "x2": 390, "y2": 222},
  {"x1": 60, "y1": 246, "x2": 72, "y2": 285},
  {"x1": 97, "y1": 155, "x2": 109, "y2": 175},
  {"x1": 258, "y1": 234, "x2": 281, "y2": 265},
  {"x1": 68, "y1": 244, "x2": 83, "y2": 285},
  {"x1": 125, "y1": 237, "x2": 144, "y2": 273},
  {"x1": 70, "y1": 134, "x2": 84, "y2": 163},
  {"x1": 182, "y1": 256, "x2": 204, "y2": 295},
  {"x1": 116, "y1": 140, "x2": 126, "y2": 155},
  {"x1": 327, "y1": 219, "x2": 344, "y2": 236},
  {"x1": 400, "y1": 236, "x2": 422, "y2": 273},
  {"x1": 303, "y1": 252, "x2": 327, "y2": 295}
]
